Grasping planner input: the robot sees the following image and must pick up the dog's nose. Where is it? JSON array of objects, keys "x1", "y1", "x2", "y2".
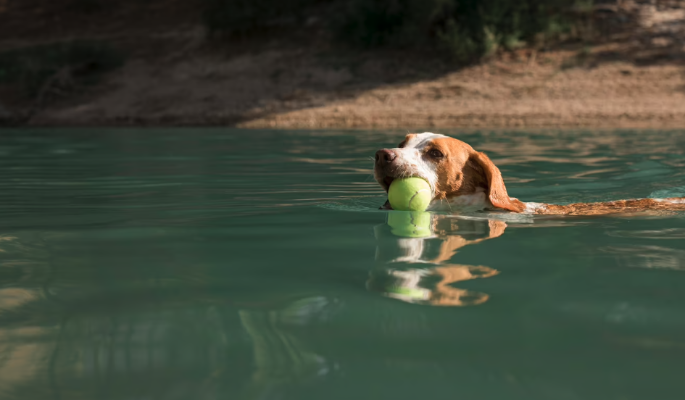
[{"x1": 375, "y1": 149, "x2": 396, "y2": 165}]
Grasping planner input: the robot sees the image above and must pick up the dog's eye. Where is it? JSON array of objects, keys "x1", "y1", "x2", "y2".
[{"x1": 428, "y1": 149, "x2": 444, "y2": 159}]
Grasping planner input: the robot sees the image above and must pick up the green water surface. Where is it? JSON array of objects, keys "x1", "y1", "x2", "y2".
[{"x1": 1, "y1": 129, "x2": 685, "y2": 400}]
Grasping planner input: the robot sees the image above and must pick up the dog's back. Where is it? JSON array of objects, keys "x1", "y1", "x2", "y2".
[{"x1": 528, "y1": 198, "x2": 685, "y2": 216}]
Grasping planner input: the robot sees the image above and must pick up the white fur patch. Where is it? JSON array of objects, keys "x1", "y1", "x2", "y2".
[
  {"x1": 655, "y1": 198, "x2": 685, "y2": 204},
  {"x1": 391, "y1": 132, "x2": 448, "y2": 196},
  {"x1": 523, "y1": 202, "x2": 547, "y2": 214},
  {"x1": 404, "y1": 132, "x2": 448, "y2": 149}
]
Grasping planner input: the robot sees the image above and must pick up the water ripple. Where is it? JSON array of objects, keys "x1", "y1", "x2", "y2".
[{"x1": 607, "y1": 228, "x2": 685, "y2": 239}]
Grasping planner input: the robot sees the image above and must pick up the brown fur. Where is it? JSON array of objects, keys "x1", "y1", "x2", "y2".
[
  {"x1": 538, "y1": 198, "x2": 685, "y2": 216},
  {"x1": 430, "y1": 138, "x2": 474, "y2": 200},
  {"x1": 422, "y1": 136, "x2": 526, "y2": 212},
  {"x1": 469, "y1": 151, "x2": 526, "y2": 212}
]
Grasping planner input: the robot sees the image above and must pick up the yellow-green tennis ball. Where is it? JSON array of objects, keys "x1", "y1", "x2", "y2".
[
  {"x1": 387, "y1": 211, "x2": 432, "y2": 238},
  {"x1": 388, "y1": 177, "x2": 431, "y2": 211}
]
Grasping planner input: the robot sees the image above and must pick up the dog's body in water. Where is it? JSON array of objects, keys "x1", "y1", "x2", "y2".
[{"x1": 374, "y1": 133, "x2": 685, "y2": 216}]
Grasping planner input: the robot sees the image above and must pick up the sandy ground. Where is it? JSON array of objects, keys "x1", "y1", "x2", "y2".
[
  {"x1": 1, "y1": 0, "x2": 685, "y2": 129},
  {"x1": 32, "y1": 46, "x2": 685, "y2": 129},
  {"x1": 235, "y1": 57, "x2": 685, "y2": 129}
]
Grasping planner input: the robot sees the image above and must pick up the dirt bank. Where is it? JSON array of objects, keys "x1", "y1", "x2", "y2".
[{"x1": 1, "y1": 0, "x2": 685, "y2": 129}]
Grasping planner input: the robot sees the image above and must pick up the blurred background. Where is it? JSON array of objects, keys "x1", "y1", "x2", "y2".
[{"x1": 0, "y1": 0, "x2": 684, "y2": 129}]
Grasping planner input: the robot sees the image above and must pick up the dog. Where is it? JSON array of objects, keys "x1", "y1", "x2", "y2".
[{"x1": 375, "y1": 132, "x2": 685, "y2": 216}]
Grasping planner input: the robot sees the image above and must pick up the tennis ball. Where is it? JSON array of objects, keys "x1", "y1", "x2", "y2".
[
  {"x1": 388, "y1": 177, "x2": 431, "y2": 211},
  {"x1": 387, "y1": 211, "x2": 432, "y2": 238}
]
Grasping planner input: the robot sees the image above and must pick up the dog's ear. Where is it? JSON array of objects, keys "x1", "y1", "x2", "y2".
[{"x1": 470, "y1": 152, "x2": 525, "y2": 212}]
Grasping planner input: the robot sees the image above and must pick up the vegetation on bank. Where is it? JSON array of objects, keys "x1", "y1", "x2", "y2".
[
  {"x1": 204, "y1": 0, "x2": 592, "y2": 62},
  {"x1": 0, "y1": 41, "x2": 123, "y2": 96},
  {"x1": 0, "y1": 40, "x2": 123, "y2": 122},
  {"x1": 0, "y1": 40, "x2": 123, "y2": 96},
  {"x1": 0, "y1": 0, "x2": 590, "y2": 104}
]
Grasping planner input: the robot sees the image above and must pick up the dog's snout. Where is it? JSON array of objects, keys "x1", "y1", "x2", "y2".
[{"x1": 375, "y1": 149, "x2": 396, "y2": 165}]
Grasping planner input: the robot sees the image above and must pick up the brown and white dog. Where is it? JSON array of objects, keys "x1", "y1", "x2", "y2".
[{"x1": 375, "y1": 132, "x2": 685, "y2": 216}]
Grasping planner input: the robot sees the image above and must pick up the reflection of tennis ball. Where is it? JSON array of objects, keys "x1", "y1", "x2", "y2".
[
  {"x1": 387, "y1": 211, "x2": 432, "y2": 238},
  {"x1": 388, "y1": 178, "x2": 431, "y2": 211},
  {"x1": 386, "y1": 286, "x2": 430, "y2": 300}
]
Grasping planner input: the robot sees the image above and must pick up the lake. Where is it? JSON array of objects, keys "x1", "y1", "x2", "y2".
[{"x1": 1, "y1": 128, "x2": 685, "y2": 400}]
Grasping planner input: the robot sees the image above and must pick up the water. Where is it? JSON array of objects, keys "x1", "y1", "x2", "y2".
[{"x1": 1, "y1": 129, "x2": 685, "y2": 400}]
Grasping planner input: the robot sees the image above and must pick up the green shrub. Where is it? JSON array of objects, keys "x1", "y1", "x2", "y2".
[
  {"x1": 68, "y1": 0, "x2": 105, "y2": 13},
  {"x1": 336, "y1": 0, "x2": 449, "y2": 48},
  {"x1": 0, "y1": 40, "x2": 124, "y2": 96},
  {"x1": 204, "y1": 0, "x2": 325, "y2": 36},
  {"x1": 338, "y1": 0, "x2": 585, "y2": 61},
  {"x1": 436, "y1": 19, "x2": 479, "y2": 63},
  {"x1": 201, "y1": 0, "x2": 588, "y2": 61}
]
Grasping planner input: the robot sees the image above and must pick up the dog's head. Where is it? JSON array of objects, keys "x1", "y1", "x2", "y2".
[{"x1": 374, "y1": 133, "x2": 524, "y2": 212}]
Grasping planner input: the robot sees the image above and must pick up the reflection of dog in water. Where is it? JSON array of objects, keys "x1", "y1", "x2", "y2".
[
  {"x1": 369, "y1": 213, "x2": 504, "y2": 307},
  {"x1": 237, "y1": 214, "x2": 506, "y2": 399}
]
